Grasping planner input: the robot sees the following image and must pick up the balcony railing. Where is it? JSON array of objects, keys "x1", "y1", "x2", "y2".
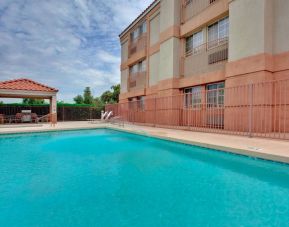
[
  {"x1": 182, "y1": 0, "x2": 218, "y2": 22},
  {"x1": 129, "y1": 34, "x2": 147, "y2": 57},
  {"x1": 184, "y1": 38, "x2": 228, "y2": 77},
  {"x1": 128, "y1": 71, "x2": 147, "y2": 91}
]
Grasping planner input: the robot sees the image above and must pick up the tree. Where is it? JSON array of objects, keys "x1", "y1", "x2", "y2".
[
  {"x1": 74, "y1": 87, "x2": 94, "y2": 105},
  {"x1": 100, "y1": 90, "x2": 113, "y2": 104},
  {"x1": 0, "y1": 101, "x2": 3, "y2": 105},
  {"x1": 73, "y1": 95, "x2": 84, "y2": 104},
  {"x1": 57, "y1": 100, "x2": 65, "y2": 105},
  {"x1": 99, "y1": 84, "x2": 120, "y2": 104},
  {"x1": 111, "y1": 84, "x2": 120, "y2": 103},
  {"x1": 83, "y1": 87, "x2": 94, "y2": 104},
  {"x1": 73, "y1": 84, "x2": 120, "y2": 106},
  {"x1": 94, "y1": 97, "x2": 105, "y2": 110},
  {"x1": 22, "y1": 98, "x2": 45, "y2": 105}
]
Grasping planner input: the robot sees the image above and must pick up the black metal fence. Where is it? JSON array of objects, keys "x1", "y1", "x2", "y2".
[{"x1": 0, "y1": 105, "x2": 101, "y2": 121}]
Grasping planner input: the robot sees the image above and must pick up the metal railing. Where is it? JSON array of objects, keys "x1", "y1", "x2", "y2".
[
  {"x1": 106, "y1": 79, "x2": 289, "y2": 140},
  {"x1": 129, "y1": 34, "x2": 147, "y2": 57},
  {"x1": 182, "y1": 0, "x2": 219, "y2": 23},
  {"x1": 184, "y1": 38, "x2": 228, "y2": 77}
]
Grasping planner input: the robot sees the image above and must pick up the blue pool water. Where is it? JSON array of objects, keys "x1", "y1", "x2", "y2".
[{"x1": 0, "y1": 129, "x2": 289, "y2": 227}]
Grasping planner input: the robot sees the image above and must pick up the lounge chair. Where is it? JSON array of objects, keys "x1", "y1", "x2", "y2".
[
  {"x1": 88, "y1": 111, "x2": 113, "y2": 124},
  {"x1": 106, "y1": 111, "x2": 113, "y2": 120}
]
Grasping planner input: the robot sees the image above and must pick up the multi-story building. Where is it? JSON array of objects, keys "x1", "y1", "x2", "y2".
[{"x1": 114, "y1": 0, "x2": 289, "y2": 138}]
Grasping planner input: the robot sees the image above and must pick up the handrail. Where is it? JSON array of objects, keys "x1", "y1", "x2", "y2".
[
  {"x1": 108, "y1": 116, "x2": 125, "y2": 127},
  {"x1": 185, "y1": 37, "x2": 228, "y2": 57}
]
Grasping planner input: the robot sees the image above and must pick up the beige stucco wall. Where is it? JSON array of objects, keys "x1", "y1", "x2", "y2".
[
  {"x1": 121, "y1": 69, "x2": 128, "y2": 93},
  {"x1": 159, "y1": 37, "x2": 180, "y2": 81},
  {"x1": 273, "y1": 0, "x2": 289, "y2": 54},
  {"x1": 121, "y1": 40, "x2": 128, "y2": 63},
  {"x1": 149, "y1": 52, "x2": 160, "y2": 86},
  {"x1": 160, "y1": 0, "x2": 180, "y2": 32},
  {"x1": 150, "y1": 13, "x2": 160, "y2": 46},
  {"x1": 229, "y1": 0, "x2": 273, "y2": 61}
]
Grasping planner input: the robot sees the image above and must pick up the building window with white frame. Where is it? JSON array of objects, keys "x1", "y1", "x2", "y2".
[
  {"x1": 129, "y1": 64, "x2": 138, "y2": 75},
  {"x1": 208, "y1": 16, "x2": 229, "y2": 49},
  {"x1": 130, "y1": 60, "x2": 146, "y2": 75},
  {"x1": 131, "y1": 29, "x2": 139, "y2": 42},
  {"x1": 206, "y1": 82, "x2": 224, "y2": 108},
  {"x1": 184, "y1": 86, "x2": 202, "y2": 108},
  {"x1": 139, "y1": 21, "x2": 146, "y2": 34},
  {"x1": 137, "y1": 96, "x2": 145, "y2": 111},
  {"x1": 185, "y1": 30, "x2": 204, "y2": 56},
  {"x1": 130, "y1": 21, "x2": 147, "y2": 43},
  {"x1": 138, "y1": 60, "x2": 146, "y2": 72}
]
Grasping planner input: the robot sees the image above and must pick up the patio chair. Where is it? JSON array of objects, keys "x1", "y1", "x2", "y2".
[
  {"x1": 15, "y1": 113, "x2": 23, "y2": 123},
  {"x1": 31, "y1": 113, "x2": 38, "y2": 123}
]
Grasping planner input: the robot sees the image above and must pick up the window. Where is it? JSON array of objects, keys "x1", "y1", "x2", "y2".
[
  {"x1": 186, "y1": 30, "x2": 204, "y2": 55},
  {"x1": 184, "y1": 86, "x2": 202, "y2": 108},
  {"x1": 131, "y1": 29, "x2": 139, "y2": 41},
  {"x1": 218, "y1": 17, "x2": 229, "y2": 41},
  {"x1": 130, "y1": 64, "x2": 138, "y2": 74},
  {"x1": 139, "y1": 22, "x2": 146, "y2": 34},
  {"x1": 139, "y1": 60, "x2": 146, "y2": 72},
  {"x1": 130, "y1": 60, "x2": 146, "y2": 75},
  {"x1": 137, "y1": 96, "x2": 145, "y2": 111},
  {"x1": 130, "y1": 21, "x2": 146, "y2": 42},
  {"x1": 206, "y1": 82, "x2": 224, "y2": 107},
  {"x1": 208, "y1": 16, "x2": 229, "y2": 49},
  {"x1": 208, "y1": 22, "x2": 218, "y2": 48}
]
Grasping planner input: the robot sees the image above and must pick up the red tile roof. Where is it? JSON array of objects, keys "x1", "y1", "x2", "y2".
[
  {"x1": 119, "y1": 0, "x2": 160, "y2": 38},
  {"x1": 0, "y1": 78, "x2": 58, "y2": 92}
]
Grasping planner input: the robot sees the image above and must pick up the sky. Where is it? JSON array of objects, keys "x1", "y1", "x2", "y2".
[{"x1": 0, "y1": 0, "x2": 151, "y2": 102}]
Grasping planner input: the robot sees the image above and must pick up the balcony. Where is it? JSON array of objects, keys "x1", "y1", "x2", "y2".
[
  {"x1": 182, "y1": 0, "x2": 218, "y2": 22},
  {"x1": 128, "y1": 71, "x2": 147, "y2": 91},
  {"x1": 129, "y1": 34, "x2": 147, "y2": 58},
  {"x1": 184, "y1": 38, "x2": 228, "y2": 77}
]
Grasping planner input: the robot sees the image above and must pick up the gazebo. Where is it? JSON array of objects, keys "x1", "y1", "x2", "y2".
[{"x1": 0, "y1": 78, "x2": 58, "y2": 124}]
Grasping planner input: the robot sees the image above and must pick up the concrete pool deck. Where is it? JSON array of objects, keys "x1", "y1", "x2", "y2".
[{"x1": 0, "y1": 121, "x2": 288, "y2": 164}]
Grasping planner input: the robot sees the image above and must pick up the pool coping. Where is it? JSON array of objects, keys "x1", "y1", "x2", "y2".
[
  {"x1": 0, "y1": 124, "x2": 289, "y2": 165},
  {"x1": 107, "y1": 127, "x2": 289, "y2": 165}
]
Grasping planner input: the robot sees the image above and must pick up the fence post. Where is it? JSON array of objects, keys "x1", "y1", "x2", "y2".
[
  {"x1": 248, "y1": 83, "x2": 253, "y2": 137},
  {"x1": 154, "y1": 97, "x2": 156, "y2": 127},
  {"x1": 62, "y1": 106, "x2": 64, "y2": 122}
]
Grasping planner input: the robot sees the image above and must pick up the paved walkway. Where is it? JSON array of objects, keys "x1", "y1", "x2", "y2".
[{"x1": 0, "y1": 121, "x2": 288, "y2": 164}]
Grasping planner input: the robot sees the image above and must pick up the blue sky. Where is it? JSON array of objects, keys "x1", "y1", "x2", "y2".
[{"x1": 0, "y1": 0, "x2": 151, "y2": 102}]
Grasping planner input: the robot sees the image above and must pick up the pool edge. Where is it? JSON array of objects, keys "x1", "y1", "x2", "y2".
[
  {"x1": 1, "y1": 124, "x2": 288, "y2": 165},
  {"x1": 106, "y1": 126, "x2": 289, "y2": 165}
]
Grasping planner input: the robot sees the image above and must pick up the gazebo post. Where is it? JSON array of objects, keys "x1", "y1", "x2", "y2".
[{"x1": 50, "y1": 95, "x2": 57, "y2": 125}]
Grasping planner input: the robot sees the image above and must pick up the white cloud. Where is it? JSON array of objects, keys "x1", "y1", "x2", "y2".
[{"x1": 0, "y1": 0, "x2": 152, "y2": 102}]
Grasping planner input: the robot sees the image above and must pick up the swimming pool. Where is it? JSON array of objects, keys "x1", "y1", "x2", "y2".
[{"x1": 0, "y1": 129, "x2": 289, "y2": 226}]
